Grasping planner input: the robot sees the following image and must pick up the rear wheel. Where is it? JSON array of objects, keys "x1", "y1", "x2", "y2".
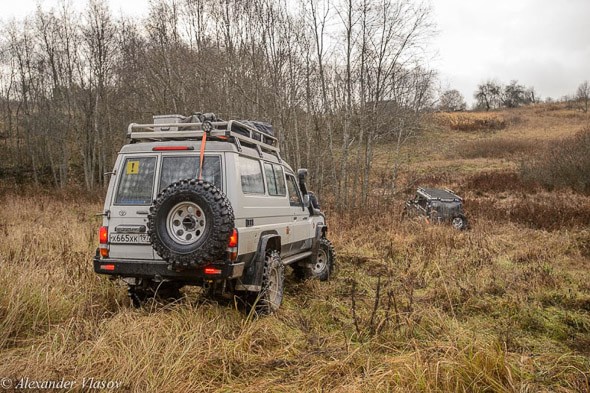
[{"x1": 241, "y1": 250, "x2": 284, "y2": 315}]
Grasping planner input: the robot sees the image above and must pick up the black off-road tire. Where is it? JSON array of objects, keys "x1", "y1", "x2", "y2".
[
  {"x1": 148, "y1": 179, "x2": 234, "y2": 270},
  {"x1": 248, "y1": 250, "x2": 284, "y2": 315},
  {"x1": 451, "y1": 215, "x2": 468, "y2": 231},
  {"x1": 293, "y1": 237, "x2": 335, "y2": 281}
]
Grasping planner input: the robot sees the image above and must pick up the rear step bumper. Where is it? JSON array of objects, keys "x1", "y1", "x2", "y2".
[{"x1": 93, "y1": 253, "x2": 245, "y2": 280}]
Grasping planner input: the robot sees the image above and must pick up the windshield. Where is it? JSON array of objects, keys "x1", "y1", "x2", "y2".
[{"x1": 431, "y1": 200, "x2": 463, "y2": 217}]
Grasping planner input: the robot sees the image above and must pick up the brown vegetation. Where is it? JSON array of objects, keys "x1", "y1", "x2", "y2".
[
  {"x1": 520, "y1": 128, "x2": 590, "y2": 194},
  {"x1": 456, "y1": 138, "x2": 536, "y2": 159},
  {"x1": 1, "y1": 84, "x2": 590, "y2": 392},
  {"x1": 434, "y1": 112, "x2": 508, "y2": 132},
  {"x1": 1, "y1": 179, "x2": 589, "y2": 391}
]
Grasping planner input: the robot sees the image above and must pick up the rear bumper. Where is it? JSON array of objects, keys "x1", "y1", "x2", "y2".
[{"x1": 93, "y1": 253, "x2": 245, "y2": 281}]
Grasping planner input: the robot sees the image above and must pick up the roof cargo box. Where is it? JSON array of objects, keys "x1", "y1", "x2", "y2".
[{"x1": 153, "y1": 114, "x2": 184, "y2": 132}]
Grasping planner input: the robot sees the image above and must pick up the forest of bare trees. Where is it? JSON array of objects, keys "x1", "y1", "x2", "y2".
[{"x1": 0, "y1": 0, "x2": 435, "y2": 208}]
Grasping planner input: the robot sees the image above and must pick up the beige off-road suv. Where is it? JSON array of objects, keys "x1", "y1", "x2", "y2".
[{"x1": 94, "y1": 113, "x2": 334, "y2": 314}]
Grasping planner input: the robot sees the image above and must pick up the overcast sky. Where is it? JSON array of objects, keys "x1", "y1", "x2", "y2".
[
  {"x1": 433, "y1": 0, "x2": 590, "y2": 103},
  {"x1": 2, "y1": 0, "x2": 589, "y2": 104}
]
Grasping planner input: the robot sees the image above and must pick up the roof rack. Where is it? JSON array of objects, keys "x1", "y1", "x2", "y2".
[
  {"x1": 417, "y1": 187, "x2": 462, "y2": 202},
  {"x1": 127, "y1": 119, "x2": 281, "y2": 160}
]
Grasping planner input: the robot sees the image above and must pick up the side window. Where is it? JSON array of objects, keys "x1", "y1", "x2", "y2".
[
  {"x1": 115, "y1": 157, "x2": 156, "y2": 205},
  {"x1": 264, "y1": 163, "x2": 286, "y2": 196},
  {"x1": 159, "y1": 156, "x2": 222, "y2": 191},
  {"x1": 239, "y1": 156, "x2": 265, "y2": 194},
  {"x1": 286, "y1": 174, "x2": 303, "y2": 207}
]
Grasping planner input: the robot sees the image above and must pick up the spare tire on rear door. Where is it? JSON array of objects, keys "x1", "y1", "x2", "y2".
[{"x1": 148, "y1": 179, "x2": 234, "y2": 269}]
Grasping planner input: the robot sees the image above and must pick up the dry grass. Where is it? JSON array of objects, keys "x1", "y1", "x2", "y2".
[
  {"x1": 0, "y1": 188, "x2": 589, "y2": 392},
  {"x1": 1, "y1": 104, "x2": 590, "y2": 392},
  {"x1": 454, "y1": 138, "x2": 537, "y2": 160},
  {"x1": 434, "y1": 112, "x2": 508, "y2": 132}
]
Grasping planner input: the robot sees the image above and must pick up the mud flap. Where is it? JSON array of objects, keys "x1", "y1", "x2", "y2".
[{"x1": 235, "y1": 234, "x2": 281, "y2": 292}]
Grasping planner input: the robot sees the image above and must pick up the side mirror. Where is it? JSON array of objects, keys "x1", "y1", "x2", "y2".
[
  {"x1": 302, "y1": 194, "x2": 310, "y2": 207},
  {"x1": 297, "y1": 168, "x2": 308, "y2": 182},
  {"x1": 297, "y1": 168, "x2": 309, "y2": 196}
]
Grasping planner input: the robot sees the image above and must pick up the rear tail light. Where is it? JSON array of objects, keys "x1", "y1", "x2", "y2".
[
  {"x1": 227, "y1": 229, "x2": 238, "y2": 261},
  {"x1": 99, "y1": 226, "x2": 108, "y2": 244},
  {"x1": 204, "y1": 267, "x2": 222, "y2": 275},
  {"x1": 228, "y1": 229, "x2": 238, "y2": 247},
  {"x1": 99, "y1": 226, "x2": 109, "y2": 258}
]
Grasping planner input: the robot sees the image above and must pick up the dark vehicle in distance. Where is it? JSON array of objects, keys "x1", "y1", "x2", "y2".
[{"x1": 404, "y1": 187, "x2": 468, "y2": 230}]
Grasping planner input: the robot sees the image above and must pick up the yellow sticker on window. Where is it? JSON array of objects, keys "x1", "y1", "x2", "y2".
[{"x1": 126, "y1": 160, "x2": 140, "y2": 175}]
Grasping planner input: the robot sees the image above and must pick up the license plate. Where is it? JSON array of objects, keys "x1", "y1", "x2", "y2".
[{"x1": 109, "y1": 233, "x2": 150, "y2": 244}]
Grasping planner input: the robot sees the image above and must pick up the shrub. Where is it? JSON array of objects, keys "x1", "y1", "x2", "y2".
[
  {"x1": 436, "y1": 113, "x2": 507, "y2": 132},
  {"x1": 457, "y1": 138, "x2": 535, "y2": 159},
  {"x1": 521, "y1": 128, "x2": 590, "y2": 194},
  {"x1": 466, "y1": 192, "x2": 590, "y2": 230},
  {"x1": 463, "y1": 171, "x2": 536, "y2": 193}
]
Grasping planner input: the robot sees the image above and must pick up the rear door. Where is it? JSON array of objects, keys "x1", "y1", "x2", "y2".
[
  {"x1": 108, "y1": 153, "x2": 224, "y2": 260},
  {"x1": 108, "y1": 155, "x2": 158, "y2": 260}
]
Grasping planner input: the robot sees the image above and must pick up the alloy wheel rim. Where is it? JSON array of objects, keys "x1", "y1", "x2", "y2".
[
  {"x1": 166, "y1": 201, "x2": 206, "y2": 245},
  {"x1": 312, "y1": 248, "x2": 328, "y2": 274}
]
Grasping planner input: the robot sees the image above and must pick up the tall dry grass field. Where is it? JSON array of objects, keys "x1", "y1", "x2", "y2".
[
  {"x1": 1, "y1": 104, "x2": 589, "y2": 391},
  {"x1": 0, "y1": 193, "x2": 589, "y2": 391}
]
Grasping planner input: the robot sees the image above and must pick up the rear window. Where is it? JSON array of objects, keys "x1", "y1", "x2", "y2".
[
  {"x1": 159, "y1": 156, "x2": 222, "y2": 191},
  {"x1": 239, "y1": 156, "x2": 265, "y2": 194},
  {"x1": 264, "y1": 163, "x2": 286, "y2": 196},
  {"x1": 115, "y1": 157, "x2": 156, "y2": 205}
]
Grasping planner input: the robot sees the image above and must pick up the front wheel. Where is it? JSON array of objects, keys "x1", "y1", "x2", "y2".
[
  {"x1": 294, "y1": 237, "x2": 335, "y2": 281},
  {"x1": 451, "y1": 215, "x2": 468, "y2": 230}
]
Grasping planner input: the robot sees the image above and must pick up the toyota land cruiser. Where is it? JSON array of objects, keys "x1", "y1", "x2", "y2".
[{"x1": 94, "y1": 113, "x2": 335, "y2": 314}]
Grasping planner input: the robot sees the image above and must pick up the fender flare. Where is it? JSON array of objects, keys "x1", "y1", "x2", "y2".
[{"x1": 236, "y1": 233, "x2": 281, "y2": 291}]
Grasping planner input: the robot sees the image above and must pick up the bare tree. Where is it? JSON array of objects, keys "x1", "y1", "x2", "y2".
[
  {"x1": 438, "y1": 89, "x2": 466, "y2": 112},
  {"x1": 502, "y1": 80, "x2": 527, "y2": 108},
  {"x1": 525, "y1": 86, "x2": 538, "y2": 104},
  {"x1": 576, "y1": 81, "x2": 589, "y2": 113},
  {"x1": 81, "y1": 0, "x2": 117, "y2": 189},
  {"x1": 474, "y1": 80, "x2": 502, "y2": 111},
  {"x1": 0, "y1": 0, "x2": 437, "y2": 209}
]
